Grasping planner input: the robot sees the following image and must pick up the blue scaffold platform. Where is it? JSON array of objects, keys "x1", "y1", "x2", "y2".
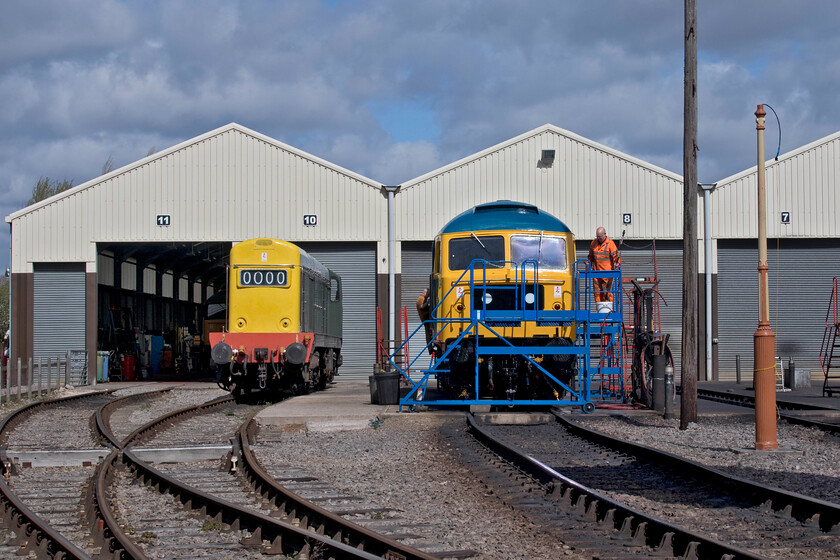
[{"x1": 389, "y1": 259, "x2": 626, "y2": 411}]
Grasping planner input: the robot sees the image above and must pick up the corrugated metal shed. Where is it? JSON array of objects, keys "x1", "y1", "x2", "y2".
[
  {"x1": 6, "y1": 123, "x2": 385, "y2": 273},
  {"x1": 711, "y1": 130, "x2": 840, "y2": 239},
  {"x1": 396, "y1": 124, "x2": 686, "y2": 243}
]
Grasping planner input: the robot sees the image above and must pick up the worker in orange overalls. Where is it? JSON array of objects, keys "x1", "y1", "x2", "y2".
[{"x1": 588, "y1": 226, "x2": 621, "y2": 310}]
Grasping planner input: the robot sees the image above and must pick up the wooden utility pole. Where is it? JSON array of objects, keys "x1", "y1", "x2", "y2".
[{"x1": 681, "y1": 0, "x2": 699, "y2": 428}]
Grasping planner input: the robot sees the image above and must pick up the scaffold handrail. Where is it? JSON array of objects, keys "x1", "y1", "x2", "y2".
[
  {"x1": 390, "y1": 258, "x2": 625, "y2": 408},
  {"x1": 827, "y1": 277, "x2": 839, "y2": 328}
]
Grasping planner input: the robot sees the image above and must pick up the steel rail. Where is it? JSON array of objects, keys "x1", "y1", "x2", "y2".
[
  {"x1": 89, "y1": 388, "x2": 182, "y2": 560},
  {"x1": 0, "y1": 390, "x2": 114, "y2": 560},
  {"x1": 106, "y1": 395, "x2": 394, "y2": 559},
  {"x1": 556, "y1": 413, "x2": 840, "y2": 533},
  {"x1": 695, "y1": 387, "x2": 840, "y2": 435},
  {"x1": 236, "y1": 412, "x2": 440, "y2": 560},
  {"x1": 694, "y1": 386, "x2": 834, "y2": 412},
  {"x1": 121, "y1": 394, "x2": 235, "y2": 448},
  {"x1": 0, "y1": 474, "x2": 92, "y2": 559},
  {"x1": 466, "y1": 413, "x2": 767, "y2": 560},
  {"x1": 95, "y1": 387, "x2": 175, "y2": 449},
  {"x1": 87, "y1": 450, "x2": 150, "y2": 560},
  {"x1": 0, "y1": 389, "x2": 115, "y2": 448},
  {"x1": 120, "y1": 434, "x2": 385, "y2": 559}
]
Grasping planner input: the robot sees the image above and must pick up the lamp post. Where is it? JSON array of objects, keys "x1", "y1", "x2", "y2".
[{"x1": 753, "y1": 104, "x2": 778, "y2": 450}]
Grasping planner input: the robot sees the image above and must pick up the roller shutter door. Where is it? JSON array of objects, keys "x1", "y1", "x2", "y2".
[
  {"x1": 577, "y1": 241, "x2": 684, "y2": 381},
  {"x1": 717, "y1": 239, "x2": 840, "y2": 380},
  {"x1": 33, "y1": 263, "x2": 86, "y2": 383},
  {"x1": 297, "y1": 242, "x2": 377, "y2": 381},
  {"x1": 400, "y1": 242, "x2": 433, "y2": 364}
]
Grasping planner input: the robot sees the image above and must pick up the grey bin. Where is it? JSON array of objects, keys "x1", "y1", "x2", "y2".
[
  {"x1": 375, "y1": 372, "x2": 401, "y2": 405},
  {"x1": 368, "y1": 375, "x2": 379, "y2": 404}
]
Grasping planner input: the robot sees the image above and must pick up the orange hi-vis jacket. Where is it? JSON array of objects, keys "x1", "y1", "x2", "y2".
[{"x1": 588, "y1": 237, "x2": 620, "y2": 271}]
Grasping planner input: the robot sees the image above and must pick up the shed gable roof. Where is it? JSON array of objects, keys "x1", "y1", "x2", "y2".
[
  {"x1": 6, "y1": 123, "x2": 381, "y2": 223},
  {"x1": 400, "y1": 123, "x2": 683, "y2": 190},
  {"x1": 714, "y1": 129, "x2": 840, "y2": 189}
]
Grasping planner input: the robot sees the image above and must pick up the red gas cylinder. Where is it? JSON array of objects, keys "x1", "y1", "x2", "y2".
[
  {"x1": 161, "y1": 348, "x2": 173, "y2": 370},
  {"x1": 121, "y1": 355, "x2": 136, "y2": 381}
]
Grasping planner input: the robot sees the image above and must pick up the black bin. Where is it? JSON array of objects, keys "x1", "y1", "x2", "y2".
[
  {"x1": 375, "y1": 372, "x2": 401, "y2": 405},
  {"x1": 368, "y1": 375, "x2": 379, "y2": 404}
]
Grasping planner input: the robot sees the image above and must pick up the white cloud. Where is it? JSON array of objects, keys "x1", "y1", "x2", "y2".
[{"x1": 1, "y1": 0, "x2": 840, "y2": 273}]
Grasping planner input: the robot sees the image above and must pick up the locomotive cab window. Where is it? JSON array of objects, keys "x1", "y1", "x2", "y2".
[
  {"x1": 330, "y1": 275, "x2": 341, "y2": 301},
  {"x1": 448, "y1": 235, "x2": 505, "y2": 270},
  {"x1": 510, "y1": 234, "x2": 567, "y2": 270}
]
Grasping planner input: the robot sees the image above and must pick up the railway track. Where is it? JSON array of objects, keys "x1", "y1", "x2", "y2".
[
  {"x1": 1, "y1": 387, "x2": 442, "y2": 559},
  {"x1": 0, "y1": 390, "x2": 118, "y2": 558},
  {"x1": 0, "y1": 387, "x2": 226, "y2": 558},
  {"x1": 463, "y1": 410, "x2": 840, "y2": 559},
  {"x1": 0, "y1": 384, "x2": 456, "y2": 560},
  {"x1": 99, "y1": 393, "x2": 441, "y2": 559},
  {"x1": 695, "y1": 386, "x2": 840, "y2": 433},
  {"x1": 241, "y1": 419, "x2": 478, "y2": 559}
]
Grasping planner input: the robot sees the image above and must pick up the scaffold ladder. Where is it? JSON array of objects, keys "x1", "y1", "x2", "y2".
[{"x1": 820, "y1": 277, "x2": 840, "y2": 397}]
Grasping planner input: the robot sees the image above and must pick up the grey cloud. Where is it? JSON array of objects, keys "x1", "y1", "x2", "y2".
[
  {"x1": 0, "y1": 0, "x2": 140, "y2": 69},
  {"x1": 2, "y1": 0, "x2": 840, "y2": 275}
]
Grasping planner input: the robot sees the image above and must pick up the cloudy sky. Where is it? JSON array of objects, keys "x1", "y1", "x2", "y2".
[{"x1": 2, "y1": 1, "x2": 839, "y2": 272}]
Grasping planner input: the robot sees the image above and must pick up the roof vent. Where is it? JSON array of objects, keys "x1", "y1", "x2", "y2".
[{"x1": 540, "y1": 149, "x2": 555, "y2": 164}]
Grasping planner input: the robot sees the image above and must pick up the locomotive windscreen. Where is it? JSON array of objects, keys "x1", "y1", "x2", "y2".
[
  {"x1": 448, "y1": 235, "x2": 504, "y2": 269},
  {"x1": 510, "y1": 234, "x2": 567, "y2": 270}
]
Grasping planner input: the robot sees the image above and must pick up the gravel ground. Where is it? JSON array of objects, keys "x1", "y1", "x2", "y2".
[
  {"x1": 255, "y1": 413, "x2": 587, "y2": 560},
  {"x1": 572, "y1": 411, "x2": 840, "y2": 504}
]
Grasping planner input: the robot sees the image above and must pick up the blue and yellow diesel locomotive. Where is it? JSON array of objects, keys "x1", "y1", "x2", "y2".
[
  {"x1": 209, "y1": 239, "x2": 342, "y2": 399},
  {"x1": 427, "y1": 200, "x2": 581, "y2": 401}
]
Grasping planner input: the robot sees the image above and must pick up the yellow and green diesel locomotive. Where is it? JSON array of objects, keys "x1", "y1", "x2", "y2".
[
  {"x1": 428, "y1": 200, "x2": 578, "y2": 400},
  {"x1": 209, "y1": 238, "x2": 342, "y2": 399}
]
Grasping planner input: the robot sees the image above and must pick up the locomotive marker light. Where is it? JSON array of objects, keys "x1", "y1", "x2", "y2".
[{"x1": 753, "y1": 104, "x2": 779, "y2": 450}]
